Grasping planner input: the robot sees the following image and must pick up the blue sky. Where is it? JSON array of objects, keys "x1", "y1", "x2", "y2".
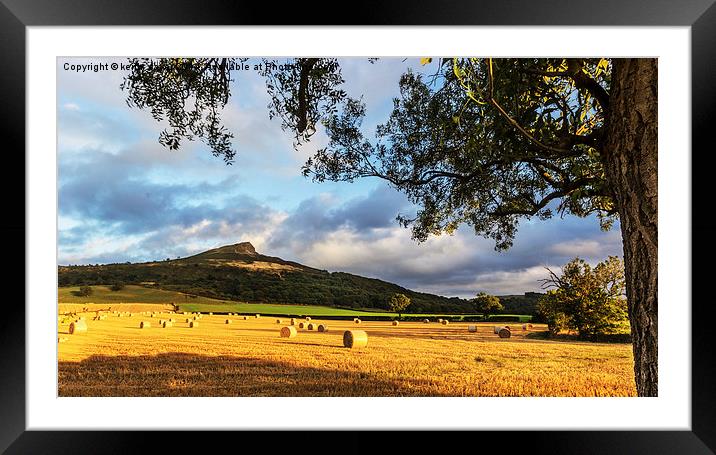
[{"x1": 57, "y1": 57, "x2": 623, "y2": 297}]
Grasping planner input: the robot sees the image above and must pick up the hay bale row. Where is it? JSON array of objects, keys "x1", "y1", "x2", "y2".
[
  {"x1": 280, "y1": 326, "x2": 297, "y2": 338},
  {"x1": 69, "y1": 320, "x2": 87, "y2": 334},
  {"x1": 343, "y1": 330, "x2": 368, "y2": 348}
]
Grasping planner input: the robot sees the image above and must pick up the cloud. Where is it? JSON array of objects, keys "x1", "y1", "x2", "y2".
[{"x1": 57, "y1": 57, "x2": 625, "y2": 298}]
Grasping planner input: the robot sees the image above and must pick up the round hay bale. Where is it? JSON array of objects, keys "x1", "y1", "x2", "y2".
[
  {"x1": 354, "y1": 319, "x2": 362, "y2": 324},
  {"x1": 243, "y1": 316, "x2": 249, "y2": 320},
  {"x1": 299, "y1": 322, "x2": 306, "y2": 329},
  {"x1": 280, "y1": 326, "x2": 297, "y2": 338},
  {"x1": 498, "y1": 327, "x2": 511, "y2": 338},
  {"x1": 493, "y1": 326, "x2": 501, "y2": 334},
  {"x1": 159, "y1": 319, "x2": 166, "y2": 325},
  {"x1": 528, "y1": 323, "x2": 534, "y2": 328},
  {"x1": 318, "y1": 324, "x2": 327, "y2": 332},
  {"x1": 162, "y1": 321, "x2": 173, "y2": 328},
  {"x1": 290, "y1": 318, "x2": 297, "y2": 325},
  {"x1": 423, "y1": 319, "x2": 430, "y2": 323},
  {"x1": 193, "y1": 316, "x2": 199, "y2": 320},
  {"x1": 190, "y1": 320, "x2": 199, "y2": 328},
  {"x1": 343, "y1": 330, "x2": 368, "y2": 349},
  {"x1": 307, "y1": 323, "x2": 316, "y2": 331},
  {"x1": 392, "y1": 320, "x2": 399, "y2": 326},
  {"x1": 139, "y1": 321, "x2": 151, "y2": 329},
  {"x1": 255, "y1": 314, "x2": 261, "y2": 318},
  {"x1": 78, "y1": 316, "x2": 86, "y2": 321},
  {"x1": 437, "y1": 318, "x2": 443, "y2": 323},
  {"x1": 468, "y1": 325, "x2": 477, "y2": 332},
  {"x1": 276, "y1": 319, "x2": 283, "y2": 324},
  {"x1": 225, "y1": 319, "x2": 232, "y2": 324},
  {"x1": 305, "y1": 316, "x2": 311, "y2": 321},
  {"x1": 209, "y1": 312, "x2": 213, "y2": 316},
  {"x1": 441, "y1": 320, "x2": 449, "y2": 325},
  {"x1": 69, "y1": 320, "x2": 87, "y2": 334},
  {"x1": 185, "y1": 318, "x2": 191, "y2": 323},
  {"x1": 522, "y1": 324, "x2": 528, "y2": 331}
]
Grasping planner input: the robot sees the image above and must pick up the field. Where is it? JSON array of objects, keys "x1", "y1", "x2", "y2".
[
  {"x1": 58, "y1": 307, "x2": 636, "y2": 397},
  {"x1": 59, "y1": 285, "x2": 532, "y2": 321}
]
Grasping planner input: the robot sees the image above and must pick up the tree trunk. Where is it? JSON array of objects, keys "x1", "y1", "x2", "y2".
[{"x1": 602, "y1": 58, "x2": 658, "y2": 396}]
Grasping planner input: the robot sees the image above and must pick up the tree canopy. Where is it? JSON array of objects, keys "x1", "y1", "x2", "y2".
[
  {"x1": 388, "y1": 293, "x2": 411, "y2": 314},
  {"x1": 471, "y1": 292, "x2": 503, "y2": 318},
  {"x1": 536, "y1": 256, "x2": 628, "y2": 338},
  {"x1": 121, "y1": 57, "x2": 615, "y2": 251}
]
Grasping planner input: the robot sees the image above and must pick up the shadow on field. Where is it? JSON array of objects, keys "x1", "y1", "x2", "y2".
[{"x1": 58, "y1": 352, "x2": 453, "y2": 397}]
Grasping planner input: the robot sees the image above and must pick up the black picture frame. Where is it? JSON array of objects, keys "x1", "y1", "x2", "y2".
[{"x1": 2, "y1": 0, "x2": 714, "y2": 453}]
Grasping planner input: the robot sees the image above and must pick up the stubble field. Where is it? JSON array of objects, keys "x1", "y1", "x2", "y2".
[{"x1": 58, "y1": 308, "x2": 636, "y2": 397}]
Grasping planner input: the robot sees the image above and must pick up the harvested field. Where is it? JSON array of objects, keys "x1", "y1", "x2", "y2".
[{"x1": 57, "y1": 309, "x2": 636, "y2": 397}]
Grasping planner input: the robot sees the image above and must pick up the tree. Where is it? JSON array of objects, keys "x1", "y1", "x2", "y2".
[
  {"x1": 77, "y1": 285, "x2": 93, "y2": 297},
  {"x1": 121, "y1": 57, "x2": 657, "y2": 396},
  {"x1": 472, "y1": 292, "x2": 503, "y2": 320},
  {"x1": 109, "y1": 282, "x2": 125, "y2": 292},
  {"x1": 537, "y1": 256, "x2": 628, "y2": 339},
  {"x1": 388, "y1": 293, "x2": 411, "y2": 316}
]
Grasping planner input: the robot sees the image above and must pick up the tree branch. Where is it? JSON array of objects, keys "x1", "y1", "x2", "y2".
[{"x1": 567, "y1": 59, "x2": 610, "y2": 111}]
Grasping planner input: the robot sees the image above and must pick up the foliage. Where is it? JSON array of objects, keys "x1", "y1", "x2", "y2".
[
  {"x1": 471, "y1": 292, "x2": 503, "y2": 318},
  {"x1": 109, "y1": 282, "x2": 125, "y2": 291},
  {"x1": 76, "y1": 285, "x2": 93, "y2": 297},
  {"x1": 58, "y1": 253, "x2": 476, "y2": 313},
  {"x1": 121, "y1": 57, "x2": 615, "y2": 251},
  {"x1": 536, "y1": 256, "x2": 628, "y2": 338},
  {"x1": 387, "y1": 293, "x2": 411, "y2": 314}
]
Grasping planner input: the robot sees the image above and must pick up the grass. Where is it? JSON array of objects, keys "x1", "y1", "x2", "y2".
[
  {"x1": 57, "y1": 310, "x2": 635, "y2": 397},
  {"x1": 58, "y1": 285, "x2": 533, "y2": 321}
]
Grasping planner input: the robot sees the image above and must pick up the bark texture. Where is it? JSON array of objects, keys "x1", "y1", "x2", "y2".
[{"x1": 602, "y1": 58, "x2": 658, "y2": 396}]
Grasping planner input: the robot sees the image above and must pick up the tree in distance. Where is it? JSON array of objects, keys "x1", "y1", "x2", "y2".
[
  {"x1": 388, "y1": 293, "x2": 411, "y2": 317},
  {"x1": 76, "y1": 285, "x2": 93, "y2": 297},
  {"x1": 121, "y1": 57, "x2": 657, "y2": 396},
  {"x1": 472, "y1": 292, "x2": 503, "y2": 320},
  {"x1": 109, "y1": 282, "x2": 125, "y2": 292},
  {"x1": 537, "y1": 256, "x2": 628, "y2": 339}
]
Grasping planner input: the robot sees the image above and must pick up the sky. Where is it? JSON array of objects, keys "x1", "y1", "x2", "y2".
[{"x1": 57, "y1": 57, "x2": 623, "y2": 298}]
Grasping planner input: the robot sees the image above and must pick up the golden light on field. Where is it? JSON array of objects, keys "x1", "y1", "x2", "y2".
[{"x1": 57, "y1": 307, "x2": 636, "y2": 397}]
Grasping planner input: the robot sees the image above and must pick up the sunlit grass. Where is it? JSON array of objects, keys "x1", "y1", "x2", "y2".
[{"x1": 58, "y1": 310, "x2": 635, "y2": 397}]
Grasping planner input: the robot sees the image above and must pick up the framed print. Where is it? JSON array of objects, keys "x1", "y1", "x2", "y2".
[{"x1": 3, "y1": 0, "x2": 715, "y2": 452}]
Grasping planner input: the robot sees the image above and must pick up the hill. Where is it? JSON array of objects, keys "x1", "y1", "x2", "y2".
[{"x1": 58, "y1": 242, "x2": 480, "y2": 313}]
